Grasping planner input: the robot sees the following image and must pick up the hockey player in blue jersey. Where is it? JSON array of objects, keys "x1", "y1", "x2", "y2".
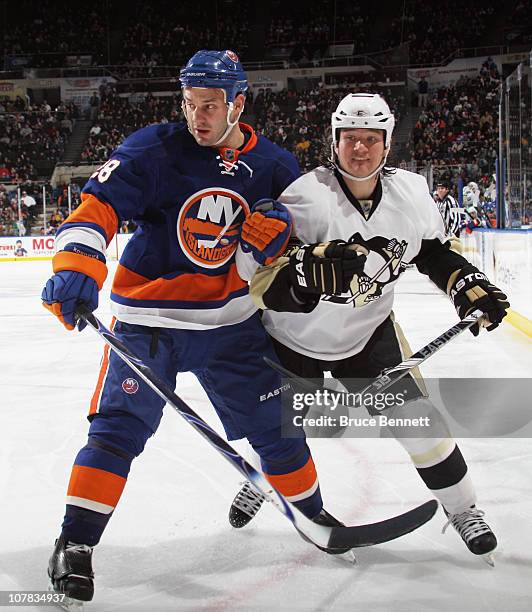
[{"x1": 42, "y1": 50, "x2": 338, "y2": 605}]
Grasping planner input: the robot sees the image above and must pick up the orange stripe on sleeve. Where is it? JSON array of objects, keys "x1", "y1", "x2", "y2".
[
  {"x1": 62, "y1": 193, "x2": 119, "y2": 244},
  {"x1": 112, "y1": 263, "x2": 248, "y2": 303},
  {"x1": 53, "y1": 250, "x2": 108, "y2": 289},
  {"x1": 67, "y1": 465, "x2": 126, "y2": 508},
  {"x1": 265, "y1": 457, "x2": 318, "y2": 498}
]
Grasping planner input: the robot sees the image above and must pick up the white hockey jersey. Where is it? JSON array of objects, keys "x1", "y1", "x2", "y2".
[{"x1": 262, "y1": 167, "x2": 448, "y2": 360}]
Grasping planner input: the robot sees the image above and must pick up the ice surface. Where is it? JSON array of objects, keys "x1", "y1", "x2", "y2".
[{"x1": 0, "y1": 262, "x2": 531, "y2": 611}]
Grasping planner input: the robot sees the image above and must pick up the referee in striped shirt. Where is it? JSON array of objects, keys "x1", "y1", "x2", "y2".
[{"x1": 434, "y1": 181, "x2": 461, "y2": 237}]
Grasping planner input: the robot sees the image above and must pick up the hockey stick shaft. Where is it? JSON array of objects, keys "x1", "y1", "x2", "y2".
[
  {"x1": 357, "y1": 309, "x2": 484, "y2": 405},
  {"x1": 75, "y1": 307, "x2": 307, "y2": 530},
  {"x1": 264, "y1": 310, "x2": 485, "y2": 411},
  {"x1": 76, "y1": 306, "x2": 438, "y2": 550},
  {"x1": 347, "y1": 254, "x2": 398, "y2": 303},
  {"x1": 197, "y1": 205, "x2": 242, "y2": 248}
]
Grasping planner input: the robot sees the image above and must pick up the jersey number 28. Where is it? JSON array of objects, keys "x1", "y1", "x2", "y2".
[{"x1": 90, "y1": 159, "x2": 121, "y2": 183}]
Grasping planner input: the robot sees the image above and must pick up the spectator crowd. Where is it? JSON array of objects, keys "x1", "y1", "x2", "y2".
[
  {"x1": 253, "y1": 85, "x2": 405, "y2": 172},
  {"x1": 80, "y1": 86, "x2": 181, "y2": 163},
  {"x1": 0, "y1": 67, "x2": 506, "y2": 234},
  {"x1": 0, "y1": 181, "x2": 82, "y2": 237},
  {"x1": 5, "y1": 0, "x2": 527, "y2": 75},
  {"x1": 384, "y1": 0, "x2": 497, "y2": 65},
  {"x1": 74, "y1": 81, "x2": 406, "y2": 173},
  {"x1": 2, "y1": 0, "x2": 108, "y2": 68},
  {"x1": 409, "y1": 62, "x2": 501, "y2": 189},
  {"x1": 0, "y1": 101, "x2": 79, "y2": 183},
  {"x1": 2, "y1": 0, "x2": 528, "y2": 237},
  {"x1": 115, "y1": 1, "x2": 249, "y2": 79}
]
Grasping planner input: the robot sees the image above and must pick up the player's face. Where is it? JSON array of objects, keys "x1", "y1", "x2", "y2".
[
  {"x1": 337, "y1": 129, "x2": 385, "y2": 178},
  {"x1": 182, "y1": 88, "x2": 231, "y2": 146}
]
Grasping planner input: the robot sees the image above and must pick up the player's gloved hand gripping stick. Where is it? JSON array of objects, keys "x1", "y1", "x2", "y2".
[
  {"x1": 448, "y1": 264, "x2": 509, "y2": 336},
  {"x1": 41, "y1": 243, "x2": 107, "y2": 331},
  {"x1": 75, "y1": 304, "x2": 438, "y2": 552}
]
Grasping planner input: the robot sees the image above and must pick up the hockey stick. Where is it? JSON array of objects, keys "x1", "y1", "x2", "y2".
[
  {"x1": 345, "y1": 249, "x2": 402, "y2": 304},
  {"x1": 197, "y1": 205, "x2": 242, "y2": 248},
  {"x1": 76, "y1": 305, "x2": 437, "y2": 551},
  {"x1": 264, "y1": 309, "x2": 485, "y2": 411}
]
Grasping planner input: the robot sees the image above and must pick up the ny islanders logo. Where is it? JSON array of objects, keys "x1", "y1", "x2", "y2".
[
  {"x1": 122, "y1": 378, "x2": 139, "y2": 394},
  {"x1": 177, "y1": 188, "x2": 250, "y2": 268}
]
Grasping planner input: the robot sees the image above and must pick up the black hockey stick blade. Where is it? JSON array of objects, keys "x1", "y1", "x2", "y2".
[{"x1": 327, "y1": 499, "x2": 438, "y2": 549}]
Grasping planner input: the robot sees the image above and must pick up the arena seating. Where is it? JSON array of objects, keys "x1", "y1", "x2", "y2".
[
  {"x1": 1, "y1": 0, "x2": 524, "y2": 233},
  {"x1": 0, "y1": 102, "x2": 79, "y2": 182},
  {"x1": 1, "y1": 1, "x2": 505, "y2": 71},
  {"x1": 408, "y1": 71, "x2": 500, "y2": 188}
]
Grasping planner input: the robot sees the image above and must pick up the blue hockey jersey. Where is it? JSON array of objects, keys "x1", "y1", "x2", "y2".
[{"x1": 55, "y1": 122, "x2": 299, "y2": 329}]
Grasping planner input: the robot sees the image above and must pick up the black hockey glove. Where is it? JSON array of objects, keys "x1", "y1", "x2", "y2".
[
  {"x1": 448, "y1": 264, "x2": 510, "y2": 336},
  {"x1": 289, "y1": 240, "x2": 367, "y2": 296}
]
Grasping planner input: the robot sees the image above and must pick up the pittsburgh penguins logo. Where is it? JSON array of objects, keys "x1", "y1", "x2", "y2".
[
  {"x1": 177, "y1": 187, "x2": 250, "y2": 269},
  {"x1": 323, "y1": 233, "x2": 408, "y2": 307}
]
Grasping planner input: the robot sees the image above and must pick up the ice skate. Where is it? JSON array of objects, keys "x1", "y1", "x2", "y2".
[
  {"x1": 442, "y1": 506, "x2": 497, "y2": 566},
  {"x1": 48, "y1": 534, "x2": 94, "y2": 610},
  {"x1": 229, "y1": 481, "x2": 266, "y2": 528}
]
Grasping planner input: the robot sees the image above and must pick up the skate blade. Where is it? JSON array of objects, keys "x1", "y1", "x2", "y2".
[
  {"x1": 482, "y1": 552, "x2": 495, "y2": 568},
  {"x1": 334, "y1": 549, "x2": 357, "y2": 565},
  {"x1": 48, "y1": 583, "x2": 85, "y2": 611},
  {"x1": 343, "y1": 549, "x2": 357, "y2": 565}
]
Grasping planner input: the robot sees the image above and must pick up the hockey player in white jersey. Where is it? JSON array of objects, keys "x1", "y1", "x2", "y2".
[
  {"x1": 230, "y1": 93, "x2": 509, "y2": 564},
  {"x1": 466, "y1": 181, "x2": 481, "y2": 207}
]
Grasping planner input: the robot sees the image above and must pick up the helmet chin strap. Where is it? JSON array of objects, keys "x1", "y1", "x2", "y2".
[
  {"x1": 212, "y1": 103, "x2": 243, "y2": 146},
  {"x1": 330, "y1": 142, "x2": 389, "y2": 182}
]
